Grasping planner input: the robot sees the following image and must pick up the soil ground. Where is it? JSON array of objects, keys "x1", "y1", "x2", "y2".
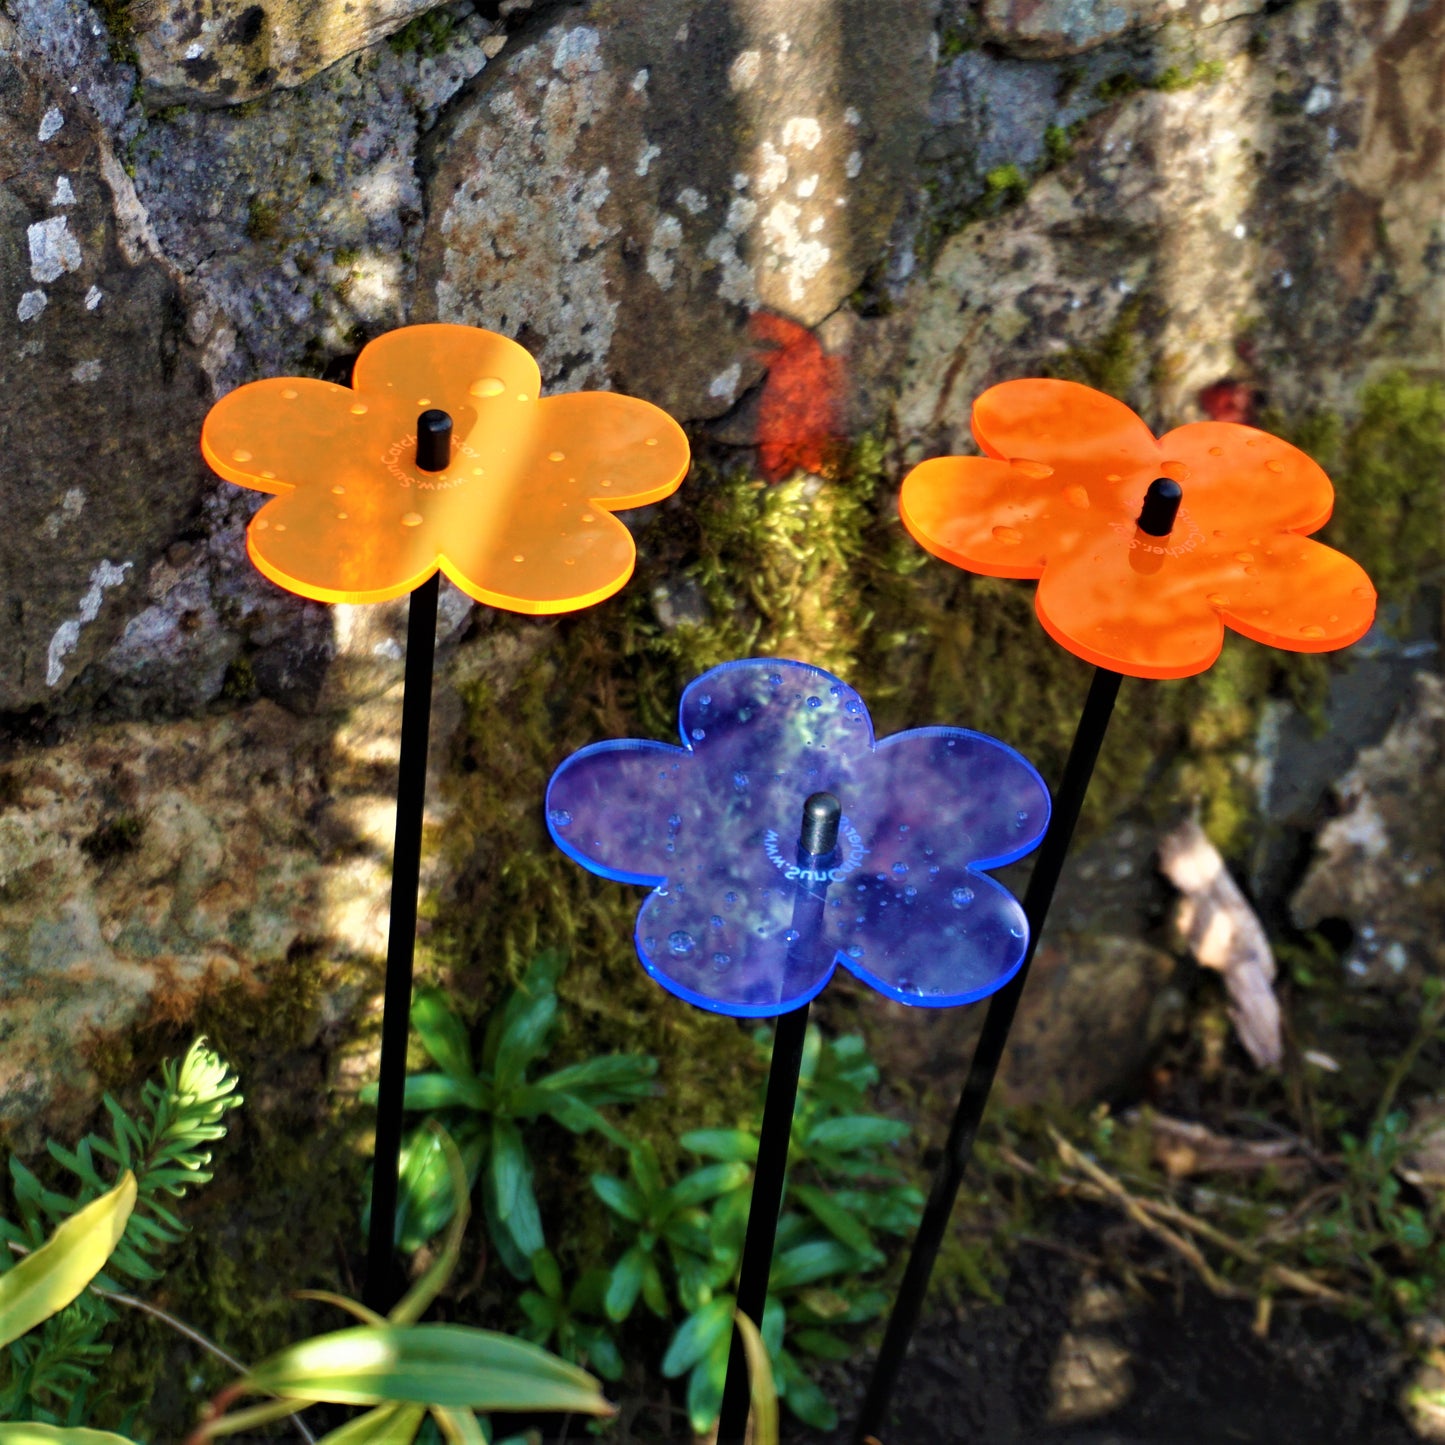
[{"x1": 802, "y1": 1212, "x2": 1416, "y2": 1445}]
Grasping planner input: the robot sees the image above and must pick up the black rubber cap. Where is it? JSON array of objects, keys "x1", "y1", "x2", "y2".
[
  {"x1": 1137, "y1": 477, "x2": 1183, "y2": 537},
  {"x1": 799, "y1": 792, "x2": 841, "y2": 857},
  {"x1": 416, "y1": 409, "x2": 453, "y2": 472}
]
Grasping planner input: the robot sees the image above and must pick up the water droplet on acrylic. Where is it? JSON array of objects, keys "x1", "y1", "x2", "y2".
[
  {"x1": 847, "y1": 944, "x2": 864, "y2": 959},
  {"x1": 273, "y1": 523, "x2": 287, "y2": 532},
  {"x1": 517, "y1": 392, "x2": 530, "y2": 402},
  {"x1": 710, "y1": 914, "x2": 724, "y2": 929},
  {"x1": 712, "y1": 952, "x2": 732, "y2": 970},
  {"x1": 402, "y1": 512, "x2": 423, "y2": 527},
  {"x1": 1266, "y1": 460, "x2": 1284, "y2": 473},
  {"x1": 337, "y1": 511, "x2": 348, "y2": 520},
  {"x1": 1235, "y1": 551, "x2": 1254, "y2": 563},
  {"x1": 904, "y1": 885, "x2": 918, "y2": 899},
  {"x1": 806, "y1": 696, "x2": 822, "y2": 709},
  {"x1": 549, "y1": 809, "x2": 573, "y2": 828},
  {"x1": 1245, "y1": 566, "x2": 1259, "y2": 576},
  {"x1": 548, "y1": 450, "x2": 566, "y2": 462},
  {"x1": 845, "y1": 699, "x2": 862, "y2": 715},
  {"x1": 1015, "y1": 810, "x2": 1029, "y2": 825},
  {"x1": 1353, "y1": 586, "x2": 1372, "y2": 600},
  {"x1": 261, "y1": 469, "x2": 276, "y2": 479},
  {"x1": 1300, "y1": 623, "x2": 1325, "y2": 638},
  {"x1": 1009, "y1": 922, "x2": 1026, "y2": 939},
  {"x1": 668, "y1": 930, "x2": 696, "y2": 957},
  {"x1": 699, "y1": 694, "x2": 712, "y2": 707},
  {"x1": 281, "y1": 387, "x2": 298, "y2": 400},
  {"x1": 644, "y1": 935, "x2": 657, "y2": 951},
  {"x1": 331, "y1": 485, "x2": 345, "y2": 495},
  {"x1": 929, "y1": 864, "x2": 941, "y2": 877},
  {"x1": 725, "y1": 891, "x2": 739, "y2": 905},
  {"x1": 1208, "y1": 445, "x2": 1224, "y2": 456},
  {"x1": 1161, "y1": 460, "x2": 1191, "y2": 481},
  {"x1": 992, "y1": 525, "x2": 1023, "y2": 546},
  {"x1": 733, "y1": 770, "x2": 749, "y2": 792},
  {"x1": 254, "y1": 517, "x2": 269, "y2": 531},
  {"x1": 783, "y1": 929, "x2": 800, "y2": 945},
  {"x1": 951, "y1": 886, "x2": 975, "y2": 908},
  {"x1": 767, "y1": 673, "x2": 782, "y2": 687},
  {"x1": 416, "y1": 397, "x2": 432, "y2": 407},
  {"x1": 664, "y1": 841, "x2": 675, "y2": 855},
  {"x1": 645, "y1": 437, "x2": 658, "y2": 446},
  {"x1": 690, "y1": 727, "x2": 706, "y2": 741},
  {"x1": 471, "y1": 377, "x2": 505, "y2": 397},
  {"x1": 513, "y1": 554, "x2": 525, "y2": 563},
  {"x1": 350, "y1": 403, "x2": 367, "y2": 415},
  {"x1": 667, "y1": 813, "x2": 682, "y2": 831},
  {"x1": 1207, "y1": 593, "x2": 1228, "y2": 606},
  {"x1": 897, "y1": 974, "x2": 917, "y2": 993},
  {"x1": 581, "y1": 512, "x2": 595, "y2": 523},
  {"x1": 1063, "y1": 484, "x2": 1090, "y2": 509},
  {"x1": 232, "y1": 448, "x2": 253, "y2": 462},
  {"x1": 1014, "y1": 460, "x2": 1053, "y2": 479},
  {"x1": 892, "y1": 861, "x2": 908, "y2": 875},
  {"x1": 1105, "y1": 472, "x2": 1122, "y2": 483}
]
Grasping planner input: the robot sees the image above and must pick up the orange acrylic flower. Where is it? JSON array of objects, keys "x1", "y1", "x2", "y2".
[
  {"x1": 899, "y1": 378, "x2": 1377, "y2": 679},
  {"x1": 201, "y1": 324, "x2": 689, "y2": 612}
]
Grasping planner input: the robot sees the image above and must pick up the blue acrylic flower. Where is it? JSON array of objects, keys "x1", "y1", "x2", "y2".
[{"x1": 545, "y1": 659, "x2": 1050, "y2": 1018}]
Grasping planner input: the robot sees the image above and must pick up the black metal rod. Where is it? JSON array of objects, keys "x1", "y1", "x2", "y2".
[
  {"x1": 717, "y1": 793, "x2": 841, "y2": 1442},
  {"x1": 852, "y1": 665, "x2": 1123, "y2": 1442},
  {"x1": 717, "y1": 1000, "x2": 811, "y2": 1443},
  {"x1": 363, "y1": 571, "x2": 440, "y2": 1313}
]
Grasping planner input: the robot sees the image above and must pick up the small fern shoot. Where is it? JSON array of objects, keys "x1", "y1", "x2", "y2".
[{"x1": 0, "y1": 1038, "x2": 242, "y2": 1420}]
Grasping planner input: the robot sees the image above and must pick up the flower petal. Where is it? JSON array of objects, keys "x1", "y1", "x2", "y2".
[
  {"x1": 1034, "y1": 532, "x2": 1226, "y2": 678},
  {"x1": 972, "y1": 378, "x2": 1159, "y2": 483},
  {"x1": 1207, "y1": 532, "x2": 1377, "y2": 653},
  {"x1": 545, "y1": 739, "x2": 699, "y2": 886},
  {"x1": 430, "y1": 392, "x2": 689, "y2": 614},
  {"x1": 825, "y1": 868, "x2": 1028, "y2": 1008},
  {"x1": 351, "y1": 323, "x2": 542, "y2": 419},
  {"x1": 849, "y1": 728, "x2": 1050, "y2": 870},
  {"x1": 899, "y1": 457, "x2": 1051, "y2": 579},
  {"x1": 1155, "y1": 422, "x2": 1335, "y2": 536},
  {"x1": 676, "y1": 660, "x2": 874, "y2": 771},
  {"x1": 633, "y1": 850, "x2": 836, "y2": 1017}
]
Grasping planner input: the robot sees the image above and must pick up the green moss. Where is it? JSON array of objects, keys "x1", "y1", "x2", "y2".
[
  {"x1": 1094, "y1": 72, "x2": 1143, "y2": 104},
  {"x1": 1041, "y1": 297, "x2": 1146, "y2": 401},
  {"x1": 245, "y1": 199, "x2": 282, "y2": 243},
  {"x1": 983, "y1": 164, "x2": 1028, "y2": 203},
  {"x1": 1155, "y1": 59, "x2": 1226, "y2": 92},
  {"x1": 1043, "y1": 123, "x2": 1075, "y2": 168},
  {"x1": 388, "y1": 9, "x2": 455, "y2": 56},
  {"x1": 219, "y1": 655, "x2": 256, "y2": 702},
  {"x1": 1265, "y1": 370, "x2": 1445, "y2": 617}
]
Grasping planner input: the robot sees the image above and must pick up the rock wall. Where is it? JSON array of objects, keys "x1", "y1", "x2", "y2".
[{"x1": 0, "y1": 0, "x2": 1441, "y2": 1136}]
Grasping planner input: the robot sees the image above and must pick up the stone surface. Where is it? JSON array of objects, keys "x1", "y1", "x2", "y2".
[
  {"x1": 1291, "y1": 671, "x2": 1445, "y2": 988},
  {"x1": 418, "y1": 0, "x2": 937, "y2": 413},
  {"x1": 978, "y1": 0, "x2": 1265, "y2": 58},
  {"x1": 894, "y1": 0, "x2": 1444, "y2": 455},
  {"x1": 131, "y1": 0, "x2": 446, "y2": 106},
  {"x1": 0, "y1": 22, "x2": 212, "y2": 711}
]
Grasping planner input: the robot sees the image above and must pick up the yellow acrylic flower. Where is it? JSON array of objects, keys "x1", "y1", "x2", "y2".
[{"x1": 201, "y1": 324, "x2": 689, "y2": 612}]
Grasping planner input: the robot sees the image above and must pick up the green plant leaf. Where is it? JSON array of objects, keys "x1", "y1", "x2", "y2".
[
  {"x1": 603, "y1": 1245, "x2": 648, "y2": 1322},
  {"x1": 789, "y1": 1183, "x2": 875, "y2": 1255},
  {"x1": 0, "y1": 1172, "x2": 136, "y2": 1349},
  {"x1": 315, "y1": 1401, "x2": 427, "y2": 1444},
  {"x1": 662, "y1": 1296, "x2": 734, "y2": 1378},
  {"x1": 685, "y1": 1341, "x2": 728, "y2": 1436},
  {"x1": 768, "y1": 1239, "x2": 860, "y2": 1292},
  {"x1": 0, "y1": 1428, "x2": 138, "y2": 1444},
  {"x1": 590, "y1": 1174, "x2": 645, "y2": 1224},
  {"x1": 803, "y1": 1116, "x2": 908, "y2": 1152},
  {"x1": 777, "y1": 1349, "x2": 837, "y2": 1430},
  {"x1": 669, "y1": 1162, "x2": 752, "y2": 1210},
  {"x1": 681, "y1": 1129, "x2": 759, "y2": 1163},
  {"x1": 732, "y1": 1308, "x2": 779, "y2": 1445},
  {"x1": 234, "y1": 1324, "x2": 614, "y2": 1412},
  {"x1": 493, "y1": 992, "x2": 557, "y2": 1096},
  {"x1": 431, "y1": 1408, "x2": 486, "y2": 1445},
  {"x1": 411, "y1": 991, "x2": 478, "y2": 1083}
]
